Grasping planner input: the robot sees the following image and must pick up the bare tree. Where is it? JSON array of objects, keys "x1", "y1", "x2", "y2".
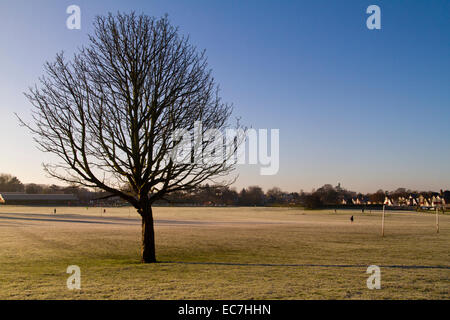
[{"x1": 19, "y1": 12, "x2": 238, "y2": 263}]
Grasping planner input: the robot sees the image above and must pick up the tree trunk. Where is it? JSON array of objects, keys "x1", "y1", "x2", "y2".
[{"x1": 141, "y1": 205, "x2": 156, "y2": 263}]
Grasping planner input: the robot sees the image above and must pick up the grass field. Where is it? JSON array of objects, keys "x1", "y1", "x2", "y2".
[{"x1": 0, "y1": 206, "x2": 448, "y2": 299}]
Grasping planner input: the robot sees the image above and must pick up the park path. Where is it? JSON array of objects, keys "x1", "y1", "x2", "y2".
[{"x1": 0, "y1": 212, "x2": 285, "y2": 227}]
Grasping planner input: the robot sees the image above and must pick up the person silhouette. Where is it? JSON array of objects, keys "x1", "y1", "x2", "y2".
[{"x1": 350, "y1": 215, "x2": 354, "y2": 223}]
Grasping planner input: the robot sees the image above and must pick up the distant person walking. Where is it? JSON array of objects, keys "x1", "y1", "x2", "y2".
[
  {"x1": 54, "y1": 208, "x2": 56, "y2": 215},
  {"x1": 350, "y1": 215, "x2": 354, "y2": 223}
]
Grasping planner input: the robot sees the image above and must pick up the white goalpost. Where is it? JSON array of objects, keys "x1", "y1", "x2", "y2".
[{"x1": 436, "y1": 207, "x2": 439, "y2": 233}]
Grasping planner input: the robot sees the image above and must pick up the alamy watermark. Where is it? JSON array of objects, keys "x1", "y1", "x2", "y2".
[
  {"x1": 66, "y1": 265, "x2": 81, "y2": 290},
  {"x1": 171, "y1": 121, "x2": 279, "y2": 175},
  {"x1": 366, "y1": 5, "x2": 381, "y2": 30},
  {"x1": 66, "y1": 5, "x2": 81, "y2": 30},
  {"x1": 66, "y1": 5, "x2": 381, "y2": 31},
  {"x1": 366, "y1": 265, "x2": 381, "y2": 289}
]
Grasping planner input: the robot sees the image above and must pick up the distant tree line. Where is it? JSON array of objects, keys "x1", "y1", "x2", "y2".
[
  {"x1": 303, "y1": 185, "x2": 450, "y2": 209},
  {"x1": 0, "y1": 173, "x2": 107, "y2": 203},
  {"x1": 0, "y1": 174, "x2": 23, "y2": 192},
  {"x1": 1, "y1": 173, "x2": 448, "y2": 208},
  {"x1": 153, "y1": 183, "x2": 450, "y2": 208}
]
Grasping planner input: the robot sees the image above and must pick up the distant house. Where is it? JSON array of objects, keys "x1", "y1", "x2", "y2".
[
  {"x1": 417, "y1": 195, "x2": 434, "y2": 208},
  {"x1": 397, "y1": 196, "x2": 406, "y2": 206},
  {"x1": 0, "y1": 193, "x2": 78, "y2": 206},
  {"x1": 432, "y1": 196, "x2": 445, "y2": 207},
  {"x1": 408, "y1": 196, "x2": 417, "y2": 206},
  {"x1": 418, "y1": 195, "x2": 425, "y2": 206},
  {"x1": 384, "y1": 196, "x2": 393, "y2": 206}
]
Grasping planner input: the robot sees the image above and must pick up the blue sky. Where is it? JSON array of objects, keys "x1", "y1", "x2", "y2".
[{"x1": 0, "y1": 0, "x2": 449, "y2": 193}]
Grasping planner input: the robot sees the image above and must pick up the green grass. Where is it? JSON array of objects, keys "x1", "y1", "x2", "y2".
[{"x1": 0, "y1": 206, "x2": 448, "y2": 299}]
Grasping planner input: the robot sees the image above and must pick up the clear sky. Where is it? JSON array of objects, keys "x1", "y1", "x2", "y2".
[{"x1": 0, "y1": 0, "x2": 449, "y2": 193}]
